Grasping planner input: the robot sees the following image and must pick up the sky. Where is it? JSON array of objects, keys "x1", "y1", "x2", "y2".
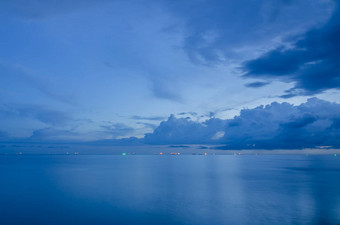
[{"x1": 0, "y1": 0, "x2": 340, "y2": 148}]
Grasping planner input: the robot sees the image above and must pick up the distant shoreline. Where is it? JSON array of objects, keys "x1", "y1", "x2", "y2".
[{"x1": 0, "y1": 143, "x2": 339, "y2": 155}]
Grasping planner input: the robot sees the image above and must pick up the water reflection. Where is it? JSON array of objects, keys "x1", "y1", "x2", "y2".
[{"x1": 0, "y1": 155, "x2": 339, "y2": 225}]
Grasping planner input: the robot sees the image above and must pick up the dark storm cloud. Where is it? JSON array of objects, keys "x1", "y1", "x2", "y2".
[
  {"x1": 144, "y1": 98, "x2": 340, "y2": 149},
  {"x1": 243, "y1": 3, "x2": 340, "y2": 97},
  {"x1": 220, "y1": 98, "x2": 340, "y2": 149}
]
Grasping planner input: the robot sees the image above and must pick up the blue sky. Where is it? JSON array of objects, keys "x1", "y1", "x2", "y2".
[{"x1": 1, "y1": 0, "x2": 339, "y2": 147}]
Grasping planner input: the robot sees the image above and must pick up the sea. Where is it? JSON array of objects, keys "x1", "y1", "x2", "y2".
[{"x1": 0, "y1": 147, "x2": 340, "y2": 225}]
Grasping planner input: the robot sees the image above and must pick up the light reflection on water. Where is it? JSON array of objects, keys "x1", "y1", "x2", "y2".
[{"x1": 0, "y1": 155, "x2": 339, "y2": 225}]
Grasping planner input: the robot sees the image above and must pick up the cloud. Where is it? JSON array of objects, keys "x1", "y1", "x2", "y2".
[
  {"x1": 136, "y1": 122, "x2": 158, "y2": 130},
  {"x1": 0, "y1": 104, "x2": 72, "y2": 126},
  {"x1": 131, "y1": 115, "x2": 167, "y2": 121},
  {"x1": 177, "y1": 112, "x2": 198, "y2": 117},
  {"x1": 243, "y1": 2, "x2": 340, "y2": 97},
  {"x1": 2, "y1": 98, "x2": 339, "y2": 149},
  {"x1": 245, "y1": 81, "x2": 270, "y2": 88},
  {"x1": 131, "y1": 115, "x2": 166, "y2": 130},
  {"x1": 162, "y1": 0, "x2": 333, "y2": 64},
  {"x1": 149, "y1": 78, "x2": 182, "y2": 102},
  {"x1": 144, "y1": 98, "x2": 340, "y2": 149},
  {"x1": 0, "y1": 62, "x2": 75, "y2": 104},
  {"x1": 100, "y1": 122, "x2": 135, "y2": 138},
  {"x1": 28, "y1": 122, "x2": 136, "y2": 142},
  {"x1": 144, "y1": 114, "x2": 226, "y2": 144},
  {"x1": 29, "y1": 128, "x2": 79, "y2": 141},
  {"x1": 220, "y1": 98, "x2": 340, "y2": 149}
]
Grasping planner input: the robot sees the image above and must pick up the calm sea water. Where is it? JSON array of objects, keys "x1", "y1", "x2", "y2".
[{"x1": 0, "y1": 155, "x2": 339, "y2": 225}]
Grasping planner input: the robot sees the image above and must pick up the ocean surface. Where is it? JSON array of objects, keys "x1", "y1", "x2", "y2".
[{"x1": 1, "y1": 154, "x2": 340, "y2": 225}]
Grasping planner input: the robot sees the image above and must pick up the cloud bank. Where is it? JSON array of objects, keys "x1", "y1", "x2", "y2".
[
  {"x1": 144, "y1": 115, "x2": 226, "y2": 144},
  {"x1": 144, "y1": 98, "x2": 340, "y2": 149},
  {"x1": 1, "y1": 98, "x2": 339, "y2": 150}
]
